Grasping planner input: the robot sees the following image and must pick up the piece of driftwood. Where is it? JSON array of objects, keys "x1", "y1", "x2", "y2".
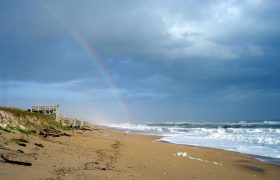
[
  {"x1": 81, "y1": 126, "x2": 92, "y2": 131},
  {"x1": 18, "y1": 143, "x2": 26, "y2": 147},
  {"x1": 34, "y1": 143, "x2": 44, "y2": 148},
  {"x1": 39, "y1": 129, "x2": 71, "y2": 138},
  {"x1": 0, "y1": 154, "x2": 32, "y2": 166},
  {"x1": 39, "y1": 131, "x2": 59, "y2": 137},
  {"x1": 17, "y1": 149, "x2": 24, "y2": 153}
]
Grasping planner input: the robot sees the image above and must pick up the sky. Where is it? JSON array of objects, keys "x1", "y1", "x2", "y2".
[{"x1": 0, "y1": 0, "x2": 280, "y2": 123}]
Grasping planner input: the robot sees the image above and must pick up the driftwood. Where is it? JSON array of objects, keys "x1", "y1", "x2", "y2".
[
  {"x1": 18, "y1": 143, "x2": 26, "y2": 147},
  {"x1": 39, "y1": 129, "x2": 71, "y2": 138},
  {"x1": 39, "y1": 131, "x2": 59, "y2": 137},
  {"x1": 0, "y1": 154, "x2": 32, "y2": 166},
  {"x1": 81, "y1": 126, "x2": 92, "y2": 131},
  {"x1": 34, "y1": 143, "x2": 44, "y2": 148},
  {"x1": 17, "y1": 149, "x2": 24, "y2": 153}
]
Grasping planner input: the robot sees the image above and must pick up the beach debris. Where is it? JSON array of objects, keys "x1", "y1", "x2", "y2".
[
  {"x1": 18, "y1": 143, "x2": 26, "y2": 147},
  {"x1": 81, "y1": 126, "x2": 92, "y2": 131},
  {"x1": 174, "y1": 152, "x2": 223, "y2": 166},
  {"x1": 34, "y1": 143, "x2": 44, "y2": 148},
  {"x1": 39, "y1": 129, "x2": 58, "y2": 137},
  {"x1": 0, "y1": 154, "x2": 32, "y2": 166},
  {"x1": 39, "y1": 129, "x2": 71, "y2": 138},
  {"x1": 17, "y1": 149, "x2": 24, "y2": 153}
]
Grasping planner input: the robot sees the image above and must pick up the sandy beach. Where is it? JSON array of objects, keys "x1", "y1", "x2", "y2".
[{"x1": 0, "y1": 125, "x2": 280, "y2": 180}]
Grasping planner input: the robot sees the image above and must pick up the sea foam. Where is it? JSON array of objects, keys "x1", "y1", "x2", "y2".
[{"x1": 106, "y1": 120, "x2": 280, "y2": 165}]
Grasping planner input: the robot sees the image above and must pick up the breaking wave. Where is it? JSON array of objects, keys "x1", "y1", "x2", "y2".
[{"x1": 106, "y1": 120, "x2": 280, "y2": 165}]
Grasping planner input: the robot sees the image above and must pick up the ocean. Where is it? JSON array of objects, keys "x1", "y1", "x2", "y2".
[{"x1": 106, "y1": 120, "x2": 280, "y2": 165}]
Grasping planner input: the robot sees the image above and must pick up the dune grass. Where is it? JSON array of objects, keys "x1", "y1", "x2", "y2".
[
  {"x1": 0, "y1": 106, "x2": 69, "y2": 132},
  {"x1": 13, "y1": 138, "x2": 29, "y2": 144}
]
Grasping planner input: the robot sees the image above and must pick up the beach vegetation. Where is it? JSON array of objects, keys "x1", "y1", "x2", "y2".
[
  {"x1": 0, "y1": 106, "x2": 69, "y2": 133},
  {"x1": 4, "y1": 125, "x2": 34, "y2": 135},
  {"x1": 13, "y1": 138, "x2": 29, "y2": 144}
]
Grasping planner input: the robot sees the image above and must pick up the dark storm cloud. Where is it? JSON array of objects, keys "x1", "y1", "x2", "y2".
[{"x1": 0, "y1": 0, "x2": 279, "y2": 121}]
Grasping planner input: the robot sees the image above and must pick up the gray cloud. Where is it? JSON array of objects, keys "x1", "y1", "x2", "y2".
[{"x1": 0, "y1": 0, "x2": 279, "y2": 122}]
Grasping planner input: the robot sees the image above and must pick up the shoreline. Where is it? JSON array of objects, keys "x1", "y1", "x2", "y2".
[
  {"x1": 1, "y1": 124, "x2": 280, "y2": 179},
  {"x1": 165, "y1": 140, "x2": 280, "y2": 166},
  {"x1": 158, "y1": 139, "x2": 280, "y2": 166},
  {"x1": 104, "y1": 124, "x2": 280, "y2": 166},
  {"x1": 97, "y1": 124, "x2": 280, "y2": 173}
]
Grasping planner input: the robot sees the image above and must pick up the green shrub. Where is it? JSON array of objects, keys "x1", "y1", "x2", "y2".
[
  {"x1": 13, "y1": 138, "x2": 29, "y2": 144},
  {"x1": 17, "y1": 128, "x2": 32, "y2": 135},
  {"x1": 4, "y1": 125, "x2": 34, "y2": 135}
]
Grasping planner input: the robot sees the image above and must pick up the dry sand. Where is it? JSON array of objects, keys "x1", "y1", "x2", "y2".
[{"x1": 0, "y1": 125, "x2": 280, "y2": 180}]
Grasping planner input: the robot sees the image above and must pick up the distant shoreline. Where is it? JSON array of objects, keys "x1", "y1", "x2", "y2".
[{"x1": 102, "y1": 122, "x2": 280, "y2": 166}]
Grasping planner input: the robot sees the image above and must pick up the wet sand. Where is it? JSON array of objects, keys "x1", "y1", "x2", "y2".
[{"x1": 0, "y1": 125, "x2": 280, "y2": 180}]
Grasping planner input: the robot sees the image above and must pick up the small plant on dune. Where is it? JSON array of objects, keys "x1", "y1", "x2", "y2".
[
  {"x1": 5, "y1": 124, "x2": 35, "y2": 135},
  {"x1": 13, "y1": 138, "x2": 29, "y2": 144},
  {"x1": 3, "y1": 125, "x2": 15, "y2": 133},
  {"x1": 16, "y1": 128, "x2": 33, "y2": 135},
  {"x1": 45, "y1": 118, "x2": 70, "y2": 131}
]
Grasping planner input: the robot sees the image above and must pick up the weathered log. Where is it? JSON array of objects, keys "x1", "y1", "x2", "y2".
[
  {"x1": 34, "y1": 143, "x2": 44, "y2": 148},
  {"x1": 39, "y1": 129, "x2": 70, "y2": 137},
  {"x1": 17, "y1": 149, "x2": 24, "y2": 153},
  {"x1": 18, "y1": 143, "x2": 26, "y2": 147},
  {"x1": 0, "y1": 154, "x2": 32, "y2": 166},
  {"x1": 39, "y1": 131, "x2": 59, "y2": 137},
  {"x1": 39, "y1": 129, "x2": 71, "y2": 137},
  {"x1": 81, "y1": 126, "x2": 92, "y2": 131}
]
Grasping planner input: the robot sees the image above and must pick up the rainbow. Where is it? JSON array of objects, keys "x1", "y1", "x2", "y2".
[
  {"x1": 70, "y1": 30, "x2": 131, "y2": 121},
  {"x1": 41, "y1": 2, "x2": 131, "y2": 121}
]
